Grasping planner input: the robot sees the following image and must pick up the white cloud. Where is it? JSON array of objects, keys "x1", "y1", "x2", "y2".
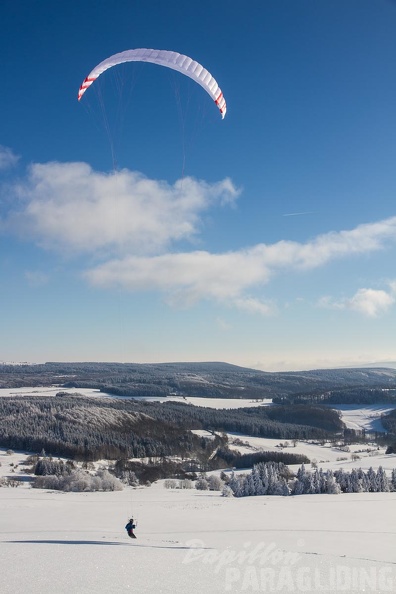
[
  {"x1": 349, "y1": 288, "x2": 394, "y2": 316},
  {"x1": 259, "y1": 217, "x2": 396, "y2": 270},
  {"x1": 85, "y1": 251, "x2": 276, "y2": 314},
  {"x1": 0, "y1": 145, "x2": 19, "y2": 171},
  {"x1": 85, "y1": 250, "x2": 267, "y2": 306},
  {"x1": 318, "y1": 285, "x2": 396, "y2": 317},
  {"x1": 5, "y1": 157, "x2": 396, "y2": 316},
  {"x1": 230, "y1": 296, "x2": 276, "y2": 316},
  {"x1": 5, "y1": 161, "x2": 239, "y2": 255},
  {"x1": 85, "y1": 218, "x2": 396, "y2": 313}
]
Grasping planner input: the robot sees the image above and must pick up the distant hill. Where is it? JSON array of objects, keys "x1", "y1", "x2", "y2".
[
  {"x1": 1, "y1": 361, "x2": 396, "y2": 399},
  {"x1": 356, "y1": 361, "x2": 396, "y2": 370}
]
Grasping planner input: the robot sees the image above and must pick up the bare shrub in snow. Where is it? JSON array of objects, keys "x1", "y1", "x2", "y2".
[
  {"x1": 119, "y1": 470, "x2": 139, "y2": 487},
  {"x1": 96, "y1": 469, "x2": 123, "y2": 491},
  {"x1": 33, "y1": 475, "x2": 60, "y2": 490},
  {"x1": 0, "y1": 477, "x2": 21, "y2": 488},
  {"x1": 32, "y1": 469, "x2": 123, "y2": 492},
  {"x1": 207, "y1": 475, "x2": 224, "y2": 491},
  {"x1": 195, "y1": 478, "x2": 209, "y2": 490},
  {"x1": 164, "y1": 479, "x2": 192, "y2": 489},
  {"x1": 179, "y1": 479, "x2": 193, "y2": 489},
  {"x1": 164, "y1": 479, "x2": 178, "y2": 489},
  {"x1": 221, "y1": 485, "x2": 234, "y2": 497}
]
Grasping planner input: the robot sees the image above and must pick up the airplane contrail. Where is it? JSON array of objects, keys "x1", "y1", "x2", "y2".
[{"x1": 282, "y1": 211, "x2": 315, "y2": 217}]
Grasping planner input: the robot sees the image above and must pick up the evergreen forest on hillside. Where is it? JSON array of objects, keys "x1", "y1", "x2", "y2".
[{"x1": 0, "y1": 394, "x2": 344, "y2": 462}]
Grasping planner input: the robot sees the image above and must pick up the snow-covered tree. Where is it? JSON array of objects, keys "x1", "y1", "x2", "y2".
[
  {"x1": 366, "y1": 467, "x2": 378, "y2": 492},
  {"x1": 242, "y1": 473, "x2": 256, "y2": 496},
  {"x1": 221, "y1": 485, "x2": 234, "y2": 497},
  {"x1": 228, "y1": 472, "x2": 245, "y2": 497},
  {"x1": 252, "y1": 465, "x2": 266, "y2": 495},
  {"x1": 291, "y1": 477, "x2": 304, "y2": 495},
  {"x1": 358, "y1": 468, "x2": 369, "y2": 492},
  {"x1": 391, "y1": 469, "x2": 396, "y2": 492},
  {"x1": 272, "y1": 477, "x2": 290, "y2": 496},
  {"x1": 376, "y1": 466, "x2": 390, "y2": 492},
  {"x1": 325, "y1": 470, "x2": 341, "y2": 494},
  {"x1": 349, "y1": 469, "x2": 363, "y2": 493}
]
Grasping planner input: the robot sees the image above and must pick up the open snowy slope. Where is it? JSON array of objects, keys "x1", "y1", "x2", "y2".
[
  {"x1": 1, "y1": 480, "x2": 395, "y2": 594},
  {"x1": 331, "y1": 404, "x2": 396, "y2": 432},
  {"x1": 1, "y1": 393, "x2": 395, "y2": 592}
]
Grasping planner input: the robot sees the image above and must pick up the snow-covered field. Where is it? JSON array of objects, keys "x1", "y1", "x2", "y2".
[
  {"x1": 330, "y1": 404, "x2": 396, "y2": 433},
  {"x1": 167, "y1": 396, "x2": 274, "y2": 409},
  {"x1": 225, "y1": 433, "x2": 396, "y2": 475},
  {"x1": 1, "y1": 390, "x2": 396, "y2": 592},
  {"x1": 0, "y1": 386, "x2": 274, "y2": 410},
  {"x1": 0, "y1": 386, "x2": 110, "y2": 399},
  {"x1": 1, "y1": 448, "x2": 396, "y2": 594}
]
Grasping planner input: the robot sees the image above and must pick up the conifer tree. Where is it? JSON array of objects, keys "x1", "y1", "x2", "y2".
[{"x1": 376, "y1": 466, "x2": 390, "y2": 492}]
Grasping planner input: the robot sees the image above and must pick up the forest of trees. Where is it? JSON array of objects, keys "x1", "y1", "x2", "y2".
[
  {"x1": 0, "y1": 394, "x2": 345, "y2": 461},
  {"x1": 1, "y1": 363, "x2": 395, "y2": 477},
  {"x1": 0, "y1": 395, "x2": 207, "y2": 461},
  {"x1": 381, "y1": 408, "x2": 396, "y2": 434},
  {"x1": 228, "y1": 461, "x2": 396, "y2": 497},
  {"x1": 273, "y1": 387, "x2": 396, "y2": 406}
]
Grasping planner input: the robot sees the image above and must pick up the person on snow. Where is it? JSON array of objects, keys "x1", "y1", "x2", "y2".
[{"x1": 125, "y1": 518, "x2": 136, "y2": 539}]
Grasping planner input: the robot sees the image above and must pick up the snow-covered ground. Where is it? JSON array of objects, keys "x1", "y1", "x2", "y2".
[
  {"x1": 330, "y1": 404, "x2": 396, "y2": 433},
  {"x1": 167, "y1": 395, "x2": 274, "y2": 409},
  {"x1": 1, "y1": 390, "x2": 396, "y2": 592},
  {"x1": 0, "y1": 386, "x2": 110, "y2": 399},
  {"x1": 1, "y1": 449, "x2": 396, "y2": 594},
  {"x1": 223, "y1": 433, "x2": 396, "y2": 475},
  {"x1": 0, "y1": 386, "x2": 274, "y2": 410}
]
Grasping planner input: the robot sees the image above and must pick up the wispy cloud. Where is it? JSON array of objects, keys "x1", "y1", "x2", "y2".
[
  {"x1": 318, "y1": 284, "x2": 396, "y2": 317},
  {"x1": 231, "y1": 296, "x2": 276, "y2": 316},
  {"x1": 215, "y1": 317, "x2": 231, "y2": 331},
  {"x1": 85, "y1": 217, "x2": 396, "y2": 314},
  {"x1": 282, "y1": 211, "x2": 314, "y2": 217},
  {"x1": 0, "y1": 145, "x2": 19, "y2": 171}
]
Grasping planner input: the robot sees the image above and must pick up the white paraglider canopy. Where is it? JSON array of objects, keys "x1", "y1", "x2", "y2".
[{"x1": 78, "y1": 48, "x2": 226, "y2": 119}]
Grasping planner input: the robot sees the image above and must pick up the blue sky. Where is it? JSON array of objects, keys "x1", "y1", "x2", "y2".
[{"x1": 2, "y1": 0, "x2": 396, "y2": 370}]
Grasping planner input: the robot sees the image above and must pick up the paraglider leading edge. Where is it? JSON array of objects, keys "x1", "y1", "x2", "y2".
[{"x1": 77, "y1": 48, "x2": 226, "y2": 119}]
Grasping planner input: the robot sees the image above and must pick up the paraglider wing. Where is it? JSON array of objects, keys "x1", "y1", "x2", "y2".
[{"x1": 78, "y1": 48, "x2": 226, "y2": 119}]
